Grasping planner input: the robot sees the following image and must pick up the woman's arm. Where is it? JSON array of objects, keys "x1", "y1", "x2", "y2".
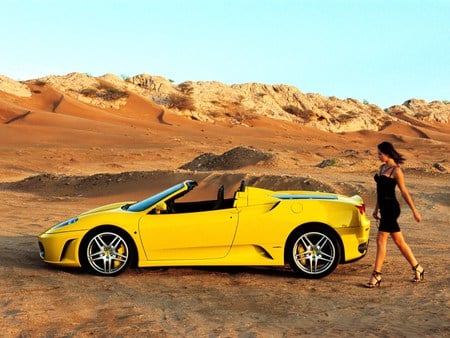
[
  {"x1": 373, "y1": 166, "x2": 382, "y2": 219},
  {"x1": 373, "y1": 201, "x2": 380, "y2": 219},
  {"x1": 394, "y1": 167, "x2": 422, "y2": 223}
]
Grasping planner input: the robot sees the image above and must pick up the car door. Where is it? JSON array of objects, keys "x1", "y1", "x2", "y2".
[{"x1": 138, "y1": 208, "x2": 238, "y2": 261}]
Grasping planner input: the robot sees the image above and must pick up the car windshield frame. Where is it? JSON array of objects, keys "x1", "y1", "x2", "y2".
[{"x1": 127, "y1": 182, "x2": 186, "y2": 212}]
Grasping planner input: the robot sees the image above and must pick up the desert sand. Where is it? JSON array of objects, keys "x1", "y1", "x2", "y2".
[{"x1": 0, "y1": 78, "x2": 449, "y2": 337}]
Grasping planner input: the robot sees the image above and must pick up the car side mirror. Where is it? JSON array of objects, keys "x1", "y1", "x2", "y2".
[{"x1": 154, "y1": 201, "x2": 168, "y2": 213}]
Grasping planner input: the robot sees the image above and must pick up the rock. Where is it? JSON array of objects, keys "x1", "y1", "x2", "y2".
[
  {"x1": 38, "y1": 72, "x2": 127, "y2": 109},
  {"x1": 0, "y1": 75, "x2": 31, "y2": 97},
  {"x1": 317, "y1": 159, "x2": 339, "y2": 168},
  {"x1": 432, "y1": 162, "x2": 447, "y2": 172},
  {"x1": 387, "y1": 98, "x2": 450, "y2": 123}
]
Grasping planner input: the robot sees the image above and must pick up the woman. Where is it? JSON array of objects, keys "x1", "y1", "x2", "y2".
[{"x1": 365, "y1": 141, "x2": 424, "y2": 288}]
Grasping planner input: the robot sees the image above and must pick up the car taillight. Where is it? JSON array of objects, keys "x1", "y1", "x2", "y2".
[{"x1": 356, "y1": 203, "x2": 366, "y2": 215}]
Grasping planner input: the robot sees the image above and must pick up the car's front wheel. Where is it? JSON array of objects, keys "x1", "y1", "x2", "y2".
[
  {"x1": 287, "y1": 227, "x2": 340, "y2": 279},
  {"x1": 80, "y1": 229, "x2": 133, "y2": 276}
]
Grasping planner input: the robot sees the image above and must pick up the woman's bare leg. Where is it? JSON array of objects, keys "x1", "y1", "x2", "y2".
[
  {"x1": 391, "y1": 231, "x2": 418, "y2": 267},
  {"x1": 374, "y1": 231, "x2": 390, "y2": 272}
]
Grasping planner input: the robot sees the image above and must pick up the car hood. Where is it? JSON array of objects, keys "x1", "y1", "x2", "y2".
[{"x1": 79, "y1": 201, "x2": 136, "y2": 216}]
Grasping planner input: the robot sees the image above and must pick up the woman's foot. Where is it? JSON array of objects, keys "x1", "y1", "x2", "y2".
[
  {"x1": 412, "y1": 264, "x2": 424, "y2": 282},
  {"x1": 365, "y1": 271, "x2": 382, "y2": 288}
]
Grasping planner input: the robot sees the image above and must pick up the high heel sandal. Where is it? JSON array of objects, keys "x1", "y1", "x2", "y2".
[
  {"x1": 412, "y1": 264, "x2": 424, "y2": 282},
  {"x1": 365, "y1": 271, "x2": 382, "y2": 288}
]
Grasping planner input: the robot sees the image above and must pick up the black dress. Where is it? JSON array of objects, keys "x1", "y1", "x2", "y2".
[{"x1": 374, "y1": 167, "x2": 401, "y2": 232}]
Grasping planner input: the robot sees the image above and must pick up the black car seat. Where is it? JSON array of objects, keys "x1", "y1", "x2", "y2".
[{"x1": 214, "y1": 185, "x2": 224, "y2": 209}]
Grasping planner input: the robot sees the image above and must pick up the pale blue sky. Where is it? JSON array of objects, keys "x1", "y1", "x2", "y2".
[{"x1": 1, "y1": 0, "x2": 448, "y2": 108}]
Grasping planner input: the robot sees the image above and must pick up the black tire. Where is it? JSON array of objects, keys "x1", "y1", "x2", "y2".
[
  {"x1": 286, "y1": 226, "x2": 341, "y2": 279},
  {"x1": 79, "y1": 228, "x2": 133, "y2": 276}
]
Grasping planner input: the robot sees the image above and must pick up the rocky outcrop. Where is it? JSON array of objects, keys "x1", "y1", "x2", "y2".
[
  {"x1": 37, "y1": 73, "x2": 128, "y2": 109},
  {"x1": 230, "y1": 83, "x2": 392, "y2": 132},
  {"x1": 126, "y1": 74, "x2": 177, "y2": 96},
  {"x1": 387, "y1": 99, "x2": 449, "y2": 123},
  {"x1": 0, "y1": 72, "x2": 448, "y2": 132},
  {"x1": 0, "y1": 75, "x2": 31, "y2": 97},
  {"x1": 125, "y1": 75, "x2": 395, "y2": 131}
]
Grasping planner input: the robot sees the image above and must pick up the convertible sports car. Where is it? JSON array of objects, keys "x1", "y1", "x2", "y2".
[{"x1": 38, "y1": 180, "x2": 370, "y2": 278}]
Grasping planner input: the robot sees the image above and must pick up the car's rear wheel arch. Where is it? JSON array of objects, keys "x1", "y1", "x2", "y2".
[
  {"x1": 79, "y1": 225, "x2": 138, "y2": 275},
  {"x1": 286, "y1": 223, "x2": 344, "y2": 261},
  {"x1": 285, "y1": 222, "x2": 344, "y2": 278}
]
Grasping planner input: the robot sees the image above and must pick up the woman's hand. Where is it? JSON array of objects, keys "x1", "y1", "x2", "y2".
[
  {"x1": 413, "y1": 210, "x2": 422, "y2": 223},
  {"x1": 372, "y1": 210, "x2": 380, "y2": 220}
]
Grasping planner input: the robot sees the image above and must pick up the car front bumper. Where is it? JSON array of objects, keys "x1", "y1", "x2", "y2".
[{"x1": 38, "y1": 231, "x2": 84, "y2": 267}]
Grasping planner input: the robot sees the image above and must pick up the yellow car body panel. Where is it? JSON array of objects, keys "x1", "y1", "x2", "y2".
[
  {"x1": 138, "y1": 208, "x2": 238, "y2": 260},
  {"x1": 38, "y1": 180, "x2": 370, "y2": 278}
]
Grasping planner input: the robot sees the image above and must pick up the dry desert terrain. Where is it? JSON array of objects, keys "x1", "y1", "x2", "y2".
[{"x1": 0, "y1": 74, "x2": 449, "y2": 336}]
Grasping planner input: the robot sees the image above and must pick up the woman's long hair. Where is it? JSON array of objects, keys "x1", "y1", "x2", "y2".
[{"x1": 378, "y1": 141, "x2": 406, "y2": 164}]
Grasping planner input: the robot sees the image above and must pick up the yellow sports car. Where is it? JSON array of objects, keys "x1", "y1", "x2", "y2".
[{"x1": 38, "y1": 180, "x2": 370, "y2": 278}]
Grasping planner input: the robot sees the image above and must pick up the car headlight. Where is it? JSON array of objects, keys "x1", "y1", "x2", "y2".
[{"x1": 52, "y1": 217, "x2": 79, "y2": 230}]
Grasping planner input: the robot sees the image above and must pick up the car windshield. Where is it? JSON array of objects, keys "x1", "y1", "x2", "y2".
[{"x1": 127, "y1": 183, "x2": 185, "y2": 212}]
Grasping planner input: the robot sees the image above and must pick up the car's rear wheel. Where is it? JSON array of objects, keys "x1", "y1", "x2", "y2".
[
  {"x1": 80, "y1": 229, "x2": 132, "y2": 276},
  {"x1": 287, "y1": 227, "x2": 340, "y2": 279}
]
